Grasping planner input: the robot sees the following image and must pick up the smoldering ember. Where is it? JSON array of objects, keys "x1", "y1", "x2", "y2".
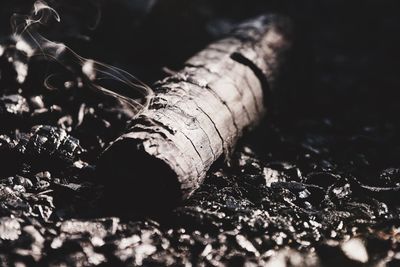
[{"x1": 1, "y1": 1, "x2": 400, "y2": 267}]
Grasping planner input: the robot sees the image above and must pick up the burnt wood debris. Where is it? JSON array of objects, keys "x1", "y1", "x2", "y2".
[
  {"x1": 99, "y1": 15, "x2": 292, "y2": 212},
  {"x1": 1, "y1": 0, "x2": 400, "y2": 266}
]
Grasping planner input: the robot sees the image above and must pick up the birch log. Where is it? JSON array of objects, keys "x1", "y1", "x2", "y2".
[{"x1": 98, "y1": 15, "x2": 292, "y2": 212}]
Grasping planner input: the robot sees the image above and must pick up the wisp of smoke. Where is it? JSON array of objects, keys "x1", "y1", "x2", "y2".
[{"x1": 8, "y1": 0, "x2": 153, "y2": 114}]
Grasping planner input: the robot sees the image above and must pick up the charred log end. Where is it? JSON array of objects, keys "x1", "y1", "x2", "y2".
[{"x1": 97, "y1": 138, "x2": 182, "y2": 216}]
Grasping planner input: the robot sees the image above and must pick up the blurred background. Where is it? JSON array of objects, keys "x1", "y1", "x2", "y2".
[{"x1": 1, "y1": 0, "x2": 399, "y2": 121}]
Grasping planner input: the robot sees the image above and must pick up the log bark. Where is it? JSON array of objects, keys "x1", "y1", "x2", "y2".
[{"x1": 98, "y1": 15, "x2": 292, "y2": 213}]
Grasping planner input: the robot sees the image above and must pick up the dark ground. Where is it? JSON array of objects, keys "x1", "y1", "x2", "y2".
[{"x1": 1, "y1": 0, "x2": 400, "y2": 266}]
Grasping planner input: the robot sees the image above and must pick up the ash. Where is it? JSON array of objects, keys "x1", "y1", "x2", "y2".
[{"x1": 1, "y1": 0, "x2": 400, "y2": 266}]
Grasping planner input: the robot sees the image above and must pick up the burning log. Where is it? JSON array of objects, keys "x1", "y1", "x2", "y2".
[{"x1": 98, "y1": 15, "x2": 292, "y2": 213}]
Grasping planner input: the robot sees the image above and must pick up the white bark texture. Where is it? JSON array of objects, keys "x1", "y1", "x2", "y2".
[{"x1": 100, "y1": 15, "x2": 292, "y2": 202}]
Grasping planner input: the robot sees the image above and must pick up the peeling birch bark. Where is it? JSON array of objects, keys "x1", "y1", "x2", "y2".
[{"x1": 98, "y1": 15, "x2": 292, "y2": 211}]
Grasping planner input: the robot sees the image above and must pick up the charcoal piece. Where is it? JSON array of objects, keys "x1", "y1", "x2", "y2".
[
  {"x1": 16, "y1": 125, "x2": 83, "y2": 165},
  {"x1": 270, "y1": 181, "x2": 325, "y2": 207},
  {"x1": 263, "y1": 167, "x2": 286, "y2": 185},
  {"x1": 341, "y1": 238, "x2": 368, "y2": 263},
  {"x1": 53, "y1": 182, "x2": 82, "y2": 192},
  {"x1": 304, "y1": 172, "x2": 339, "y2": 188},
  {"x1": 378, "y1": 168, "x2": 400, "y2": 187},
  {"x1": 235, "y1": 235, "x2": 259, "y2": 256},
  {"x1": 0, "y1": 185, "x2": 29, "y2": 216},
  {"x1": 327, "y1": 181, "x2": 353, "y2": 201},
  {"x1": 265, "y1": 162, "x2": 302, "y2": 182},
  {"x1": 236, "y1": 148, "x2": 265, "y2": 175},
  {"x1": 264, "y1": 248, "x2": 319, "y2": 267},
  {"x1": 358, "y1": 184, "x2": 400, "y2": 206},
  {"x1": 316, "y1": 240, "x2": 365, "y2": 267},
  {"x1": 14, "y1": 175, "x2": 33, "y2": 189},
  {"x1": 60, "y1": 218, "x2": 119, "y2": 238},
  {"x1": 28, "y1": 95, "x2": 45, "y2": 109},
  {"x1": 34, "y1": 171, "x2": 51, "y2": 181},
  {"x1": 0, "y1": 94, "x2": 29, "y2": 116},
  {"x1": 0, "y1": 38, "x2": 29, "y2": 91},
  {"x1": 0, "y1": 94, "x2": 30, "y2": 130},
  {"x1": 0, "y1": 134, "x2": 14, "y2": 149},
  {"x1": 35, "y1": 179, "x2": 50, "y2": 190},
  {"x1": 0, "y1": 217, "x2": 21, "y2": 241}
]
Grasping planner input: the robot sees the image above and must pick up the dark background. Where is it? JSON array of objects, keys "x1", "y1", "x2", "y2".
[{"x1": 2, "y1": 0, "x2": 399, "y2": 120}]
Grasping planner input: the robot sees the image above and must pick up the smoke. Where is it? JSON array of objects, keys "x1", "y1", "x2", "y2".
[{"x1": 7, "y1": 0, "x2": 153, "y2": 114}]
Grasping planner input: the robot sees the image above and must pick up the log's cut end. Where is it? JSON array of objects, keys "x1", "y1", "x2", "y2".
[{"x1": 97, "y1": 137, "x2": 183, "y2": 215}]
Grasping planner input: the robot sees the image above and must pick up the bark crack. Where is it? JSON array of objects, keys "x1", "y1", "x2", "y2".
[
  {"x1": 185, "y1": 77, "x2": 240, "y2": 137},
  {"x1": 152, "y1": 109, "x2": 202, "y2": 177},
  {"x1": 181, "y1": 131, "x2": 204, "y2": 164},
  {"x1": 169, "y1": 104, "x2": 216, "y2": 160},
  {"x1": 196, "y1": 105, "x2": 223, "y2": 158}
]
